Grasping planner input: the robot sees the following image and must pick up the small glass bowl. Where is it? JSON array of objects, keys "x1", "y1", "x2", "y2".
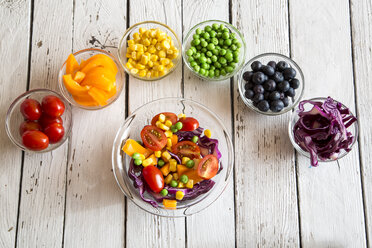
[
  {"x1": 288, "y1": 97, "x2": 358, "y2": 164},
  {"x1": 238, "y1": 53, "x2": 305, "y2": 116},
  {"x1": 117, "y1": 21, "x2": 182, "y2": 81},
  {"x1": 112, "y1": 98, "x2": 234, "y2": 217},
  {"x1": 5, "y1": 89, "x2": 72, "y2": 153},
  {"x1": 58, "y1": 48, "x2": 125, "y2": 110},
  {"x1": 182, "y1": 20, "x2": 246, "y2": 81}
]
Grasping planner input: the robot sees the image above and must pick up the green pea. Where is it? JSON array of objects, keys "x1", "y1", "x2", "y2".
[
  {"x1": 193, "y1": 53, "x2": 200, "y2": 59},
  {"x1": 158, "y1": 159, "x2": 165, "y2": 167},
  {"x1": 186, "y1": 49, "x2": 193, "y2": 56},
  {"x1": 180, "y1": 175, "x2": 189, "y2": 184},
  {"x1": 234, "y1": 57, "x2": 239, "y2": 63},
  {"x1": 204, "y1": 25, "x2": 212, "y2": 32},
  {"x1": 230, "y1": 33, "x2": 236, "y2": 39},
  {"x1": 233, "y1": 51, "x2": 239, "y2": 58},
  {"x1": 219, "y1": 38, "x2": 225, "y2": 45},
  {"x1": 211, "y1": 38, "x2": 219, "y2": 45},
  {"x1": 191, "y1": 135, "x2": 199, "y2": 143},
  {"x1": 206, "y1": 51, "x2": 213, "y2": 57},
  {"x1": 201, "y1": 40, "x2": 208, "y2": 47},
  {"x1": 216, "y1": 32, "x2": 222, "y2": 38},
  {"x1": 132, "y1": 152, "x2": 141, "y2": 160},
  {"x1": 212, "y1": 23, "x2": 219, "y2": 30},
  {"x1": 201, "y1": 47, "x2": 207, "y2": 53},
  {"x1": 199, "y1": 56, "x2": 207, "y2": 64},
  {"x1": 134, "y1": 159, "x2": 142, "y2": 166},
  {"x1": 214, "y1": 61, "x2": 221, "y2": 68},
  {"x1": 222, "y1": 32, "x2": 230, "y2": 39},
  {"x1": 201, "y1": 63, "x2": 208, "y2": 69},
  {"x1": 221, "y1": 69, "x2": 227, "y2": 76},
  {"x1": 207, "y1": 43, "x2": 215, "y2": 50},
  {"x1": 191, "y1": 46, "x2": 197, "y2": 52},
  {"x1": 160, "y1": 189, "x2": 168, "y2": 196},
  {"x1": 219, "y1": 24, "x2": 225, "y2": 30},
  {"x1": 188, "y1": 56, "x2": 194, "y2": 62},
  {"x1": 211, "y1": 55, "x2": 218, "y2": 63},
  {"x1": 226, "y1": 66, "x2": 233, "y2": 73},
  {"x1": 219, "y1": 49, "x2": 226, "y2": 56},
  {"x1": 194, "y1": 65, "x2": 200, "y2": 72},
  {"x1": 206, "y1": 58, "x2": 212, "y2": 64},
  {"x1": 175, "y1": 122, "x2": 183, "y2": 130},
  {"x1": 236, "y1": 42, "x2": 242, "y2": 48},
  {"x1": 196, "y1": 28, "x2": 202, "y2": 35},
  {"x1": 210, "y1": 30, "x2": 216, "y2": 38},
  {"x1": 230, "y1": 44, "x2": 237, "y2": 51},
  {"x1": 192, "y1": 39, "x2": 200, "y2": 46},
  {"x1": 208, "y1": 70, "x2": 215, "y2": 78},
  {"x1": 210, "y1": 65, "x2": 215, "y2": 70},
  {"x1": 230, "y1": 62, "x2": 236, "y2": 68},
  {"x1": 203, "y1": 32, "x2": 210, "y2": 39},
  {"x1": 170, "y1": 180, "x2": 178, "y2": 188},
  {"x1": 219, "y1": 57, "x2": 227, "y2": 64},
  {"x1": 200, "y1": 68, "x2": 206, "y2": 75},
  {"x1": 222, "y1": 27, "x2": 229, "y2": 33},
  {"x1": 185, "y1": 159, "x2": 195, "y2": 168},
  {"x1": 212, "y1": 49, "x2": 219, "y2": 55},
  {"x1": 190, "y1": 61, "x2": 197, "y2": 67},
  {"x1": 193, "y1": 34, "x2": 200, "y2": 40},
  {"x1": 224, "y1": 39, "x2": 232, "y2": 46},
  {"x1": 215, "y1": 69, "x2": 220, "y2": 77},
  {"x1": 196, "y1": 45, "x2": 202, "y2": 50},
  {"x1": 200, "y1": 37, "x2": 205, "y2": 42},
  {"x1": 204, "y1": 70, "x2": 209, "y2": 77},
  {"x1": 232, "y1": 38, "x2": 238, "y2": 44},
  {"x1": 225, "y1": 52, "x2": 233, "y2": 61}
]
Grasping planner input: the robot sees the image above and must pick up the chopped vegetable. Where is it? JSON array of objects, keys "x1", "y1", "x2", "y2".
[
  {"x1": 186, "y1": 179, "x2": 194, "y2": 189},
  {"x1": 180, "y1": 175, "x2": 189, "y2": 184},
  {"x1": 170, "y1": 180, "x2": 178, "y2": 188},
  {"x1": 160, "y1": 163, "x2": 170, "y2": 176},
  {"x1": 163, "y1": 199, "x2": 177, "y2": 209},
  {"x1": 122, "y1": 139, "x2": 152, "y2": 157},
  {"x1": 158, "y1": 159, "x2": 165, "y2": 167},
  {"x1": 160, "y1": 189, "x2": 168, "y2": 196},
  {"x1": 185, "y1": 159, "x2": 195, "y2": 168},
  {"x1": 176, "y1": 191, "x2": 185, "y2": 200},
  {"x1": 204, "y1": 129, "x2": 211, "y2": 138}
]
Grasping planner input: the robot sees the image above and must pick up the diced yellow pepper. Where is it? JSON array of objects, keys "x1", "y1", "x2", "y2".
[
  {"x1": 163, "y1": 199, "x2": 177, "y2": 209},
  {"x1": 181, "y1": 157, "x2": 190, "y2": 165},
  {"x1": 186, "y1": 179, "x2": 194, "y2": 189},
  {"x1": 204, "y1": 129, "x2": 212, "y2": 138},
  {"x1": 175, "y1": 191, "x2": 184, "y2": 200},
  {"x1": 154, "y1": 151, "x2": 161, "y2": 158},
  {"x1": 164, "y1": 174, "x2": 173, "y2": 184}
]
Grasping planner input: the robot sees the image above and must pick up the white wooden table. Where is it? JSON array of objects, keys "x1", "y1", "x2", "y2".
[{"x1": 1, "y1": 0, "x2": 371, "y2": 247}]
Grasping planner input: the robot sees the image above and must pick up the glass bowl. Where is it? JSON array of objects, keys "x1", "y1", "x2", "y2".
[
  {"x1": 182, "y1": 20, "x2": 246, "y2": 81},
  {"x1": 58, "y1": 48, "x2": 125, "y2": 110},
  {"x1": 238, "y1": 53, "x2": 305, "y2": 115},
  {"x1": 117, "y1": 21, "x2": 182, "y2": 81},
  {"x1": 288, "y1": 97, "x2": 358, "y2": 164},
  {"x1": 5, "y1": 88, "x2": 72, "y2": 153},
  {"x1": 112, "y1": 98, "x2": 234, "y2": 217}
]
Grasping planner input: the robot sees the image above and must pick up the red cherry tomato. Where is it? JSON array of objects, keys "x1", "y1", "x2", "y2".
[
  {"x1": 41, "y1": 95, "x2": 65, "y2": 117},
  {"x1": 39, "y1": 114, "x2": 63, "y2": 129},
  {"x1": 180, "y1": 117, "x2": 199, "y2": 131},
  {"x1": 172, "y1": 141, "x2": 200, "y2": 159},
  {"x1": 19, "y1": 121, "x2": 42, "y2": 135},
  {"x1": 20, "y1": 99, "x2": 42, "y2": 120},
  {"x1": 150, "y1": 112, "x2": 177, "y2": 126},
  {"x1": 197, "y1": 154, "x2": 219, "y2": 179},
  {"x1": 44, "y1": 123, "x2": 65, "y2": 143},
  {"x1": 22, "y1": 130, "x2": 49, "y2": 151},
  {"x1": 142, "y1": 166, "x2": 164, "y2": 193},
  {"x1": 140, "y1": 125, "x2": 167, "y2": 151}
]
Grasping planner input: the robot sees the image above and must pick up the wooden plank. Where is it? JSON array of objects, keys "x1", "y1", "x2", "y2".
[
  {"x1": 350, "y1": 0, "x2": 372, "y2": 244},
  {"x1": 290, "y1": 0, "x2": 366, "y2": 246},
  {"x1": 126, "y1": 1, "x2": 185, "y2": 248},
  {"x1": 0, "y1": 1, "x2": 30, "y2": 247},
  {"x1": 15, "y1": 0, "x2": 73, "y2": 246},
  {"x1": 182, "y1": 1, "x2": 235, "y2": 247},
  {"x1": 62, "y1": 0, "x2": 127, "y2": 247},
  {"x1": 232, "y1": 0, "x2": 300, "y2": 246}
]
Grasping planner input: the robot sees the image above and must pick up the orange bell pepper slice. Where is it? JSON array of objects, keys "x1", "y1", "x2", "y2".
[
  {"x1": 81, "y1": 67, "x2": 116, "y2": 92},
  {"x1": 73, "y1": 71, "x2": 85, "y2": 83},
  {"x1": 72, "y1": 94, "x2": 98, "y2": 106},
  {"x1": 122, "y1": 139, "x2": 153, "y2": 157},
  {"x1": 163, "y1": 199, "x2": 177, "y2": 209},
  {"x1": 62, "y1": 74, "x2": 89, "y2": 95},
  {"x1": 87, "y1": 87, "x2": 107, "y2": 106},
  {"x1": 79, "y1": 54, "x2": 118, "y2": 75},
  {"x1": 66, "y1": 54, "x2": 80, "y2": 75}
]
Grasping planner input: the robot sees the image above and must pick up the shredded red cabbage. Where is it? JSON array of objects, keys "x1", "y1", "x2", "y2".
[
  {"x1": 293, "y1": 97, "x2": 357, "y2": 166},
  {"x1": 177, "y1": 127, "x2": 204, "y2": 141}
]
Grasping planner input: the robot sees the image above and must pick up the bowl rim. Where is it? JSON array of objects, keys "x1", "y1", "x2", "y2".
[
  {"x1": 117, "y1": 20, "x2": 182, "y2": 81},
  {"x1": 58, "y1": 47, "x2": 125, "y2": 111},
  {"x1": 112, "y1": 97, "x2": 235, "y2": 217},
  {"x1": 288, "y1": 96, "x2": 359, "y2": 163},
  {"x1": 182, "y1": 19, "x2": 247, "y2": 81},
  {"x1": 238, "y1": 52, "x2": 305, "y2": 116},
  {"x1": 5, "y1": 88, "x2": 73, "y2": 153}
]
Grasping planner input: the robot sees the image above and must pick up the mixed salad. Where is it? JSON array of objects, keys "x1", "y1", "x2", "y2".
[{"x1": 122, "y1": 112, "x2": 221, "y2": 209}]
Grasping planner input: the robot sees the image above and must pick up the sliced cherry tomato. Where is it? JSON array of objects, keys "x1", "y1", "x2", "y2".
[
  {"x1": 20, "y1": 99, "x2": 42, "y2": 121},
  {"x1": 151, "y1": 112, "x2": 177, "y2": 126},
  {"x1": 41, "y1": 95, "x2": 65, "y2": 117},
  {"x1": 172, "y1": 141, "x2": 200, "y2": 159},
  {"x1": 22, "y1": 130, "x2": 49, "y2": 151},
  {"x1": 19, "y1": 121, "x2": 42, "y2": 135},
  {"x1": 44, "y1": 123, "x2": 65, "y2": 143},
  {"x1": 142, "y1": 165, "x2": 164, "y2": 193},
  {"x1": 140, "y1": 125, "x2": 167, "y2": 151},
  {"x1": 197, "y1": 154, "x2": 219, "y2": 179},
  {"x1": 39, "y1": 115, "x2": 63, "y2": 129},
  {"x1": 180, "y1": 117, "x2": 199, "y2": 131}
]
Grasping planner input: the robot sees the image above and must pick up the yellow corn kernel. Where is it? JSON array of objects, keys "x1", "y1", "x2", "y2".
[
  {"x1": 159, "y1": 70, "x2": 167, "y2": 77},
  {"x1": 147, "y1": 45, "x2": 156, "y2": 54},
  {"x1": 166, "y1": 62, "x2": 174, "y2": 70},
  {"x1": 158, "y1": 50, "x2": 166, "y2": 58},
  {"x1": 129, "y1": 43, "x2": 137, "y2": 51},
  {"x1": 165, "y1": 130, "x2": 173, "y2": 138},
  {"x1": 158, "y1": 114, "x2": 166, "y2": 122},
  {"x1": 165, "y1": 174, "x2": 173, "y2": 184},
  {"x1": 151, "y1": 70, "x2": 159, "y2": 78},
  {"x1": 131, "y1": 51, "x2": 137, "y2": 60},
  {"x1": 166, "y1": 49, "x2": 174, "y2": 55},
  {"x1": 142, "y1": 38, "x2": 151, "y2": 46},
  {"x1": 162, "y1": 151, "x2": 171, "y2": 161},
  {"x1": 137, "y1": 44, "x2": 144, "y2": 52},
  {"x1": 157, "y1": 65, "x2": 165, "y2": 72},
  {"x1": 154, "y1": 151, "x2": 161, "y2": 158},
  {"x1": 167, "y1": 138, "x2": 172, "y2": 148},
  {"x1": 138, "y1": 69, "x2": 147, "y2": 77},
  {"x1": 161, "y1": 40, "x2": 170, "y2": 50},
  {"x1": 125, "y1": 53, "x2": 132, "y2": 58},
  {"x1": 164, "y1": 120, "x2": 172, "y2": 127},
  {"x1": 146, "y1": 71, "x2": 152, "y2": 78},
  {"x1": 204, "y1": 129, "x2": 211, "y2": 138},
  {"x1": 150, "y1": 54, "x2": 158, "y2": 62},
  {"x1": 142, "y1": 158, "x2": 152, "y2": 167},
  {"x1": 151, "y1": 38, "x2": 158, "y2": 45},
  {"x1": 139, "y1": 27, "x2": 147, "y2": 34},
  {"x1": 159, "y1": 123, "x2": 170, "y2": 131},
  {"x1": 181, "y1": 157, "x2": 190, "y2": 165},
  {"x1": 157, "y1": 31, "x2": 167, "y2": 41},
  {"x1": 147, "y1": 60, "x2": 154, "y2": 68},
  {"x1": 150, "y1": 29, "x2": 157, "y2": 38},
  {"x1": 135, "y1": 63, "x2": 145, "y2": 70},
  {"x1": 136, "y1": 51, "x2": 143, "y2": 60},
  {"x1": 128, "y1": 58, "x2": 135, "y2": 64},
  {"x1": 160, "y1": 58, "x2": 170, "y2": 66},
  {"x1": 169, "y1": 159, "x2": 177, "y2": 172},
  {"x1": 173, "y1": 173, "x2": 179, "y2": 180},
  {"x1": 130, "y1": 68, "x2": 139, "y2": 74},
  {"x1": 178, "y1": 113, "x2": 186, "y2": 119},
  {"x1": 125, "y1": 62, "x2": 134, "y2": 70},
  {"x1": 178, "y1": 182, "x2": 185, "y2": 188},
  {"x1": 140, "y1": 54, "x2": 149, "y2": 65},
  {"x1": 175, "y1": 191, "x2": 184, "y2": 200},
  {"x1": 186, "y1": 179, "x2": 194, "y2": 189},
  {"x1": 143, "y1": 29, "x2": 151, "y2": 38},
  {"x1": 128, "y1": 39, "x2": 135, "y2": 45},
  {"x1": 139, "y1": 154, "x2": 146, "y2": 160},
  {"x1": 155, "y1": 121, "x2": 162, "y2": 128}
]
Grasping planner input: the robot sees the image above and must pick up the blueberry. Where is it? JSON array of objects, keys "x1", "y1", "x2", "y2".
[
  {"x1": 257, "y1": 100, "x2": 270, "y2": 112},
  {"x1": 244, "y1": 90, "x2": 254, "y2": 99},
  {"x1": 264, "y1": 91, "x2": 270, "y2": 100},
  {"x1": 267, "y1": 61, "x2": 276, "y2": 68},
  {"x1": 286, "y1": 87, "x2": 295, "y2": 97},
  {"x1": 282, "y1": 97, "x2": 290, "y2": 107},
  {"x1": 289, "y1": 78, "x2": 300, "y2": 89},
  {"x1": 243, "y1": 71, "x2": 253, "y2": 81},
  {"x1": 252, "y1": 93, "x2": 264, "y2": 103},
  {"x1": 282, "y1": 67, "x2": 296, "y2": 79},
  {"x1": 270, "y1": 100, "x2": 284, "y2": 112},
  {"x1": 244, "y1": 82, "x2": 254, "y2": 90},
  {"x1": 279, "y1": 92, "x2": 285, "y2": 100},
  {"x1": 261, "y1": 65, "x2": 275, "y2": 76},
  {"x1": 253, "y1": 84, "x2": 265, "y2": 94},
  {"x1": 271, "y1": 71, "x2": 284, "y2": 82},
  {"x1": 269, "y1": 91, "x2": 281, "y2": 101},
  {"x1": 252, "y1": 72, "x2": 266, "y2": 84},
  {"x1": 277, "y1": 80, "x2": 290, "y2": 92},
  {"x1": 251, "y1": 61, "x2": 262, "y2": 72},
  {"x1": 263, "y1": 79, "x2": 276, "y2": 91},
  {"x1": 276, "y1": 61, "x2": 289, "y2": 71}
]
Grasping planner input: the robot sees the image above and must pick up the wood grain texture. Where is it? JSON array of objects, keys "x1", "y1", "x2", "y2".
[
  {"x1": 232, "y1": 0, "x2": 300, "y2": 246},
  {"x1": 126, "y1": 1, "x2": 185, "y2": 248},
  {"x1": 350, "y1": 0, "x2": 372, "y2": 243},
  {"x1": 62, "y1": 0, "x2": 127, "y2": 247},
  {"x1": 15, "y1": 0, "x2": 72, "y2": 246},
  {"x1": 0, "y1": 0, "x2": 30, "y2": 247},
  {"x1": 182, "y1": 0, "x2": 235, "y2": 247},
  {"x1": 290, "y1": 0, "x2": 366, "y2": 246}
]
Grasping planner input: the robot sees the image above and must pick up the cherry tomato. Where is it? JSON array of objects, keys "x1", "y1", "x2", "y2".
[
  {"x1": 141, "y1": 125, "x2": 167, "y2": 151},
  {"x1": 20, "y1": 99, "x2": 42, "y2": 120},
  {"x1": 172, "y1": 141, "x2": 200, "y2": 159},
  {"x1": 22, "y1": 130, "x2": 49, "y2": 151},
  {"x1": 151, "y1": 112, "x2": 177, "y2": 126},
  {"x1": 180, "y1": 117, "x2": 199, "y2": 131},
  {"x1": 142, "y1": 165, "x2": 164, "y2": 193},
  {"x1": 197, "y1": 154, "x2": 219, "y2": 179},
  {"x1": 39, "y1": 114, "x2": 63, "y2": 128},
  {"x1": 19, "y1": 121, "x2": 42, "y2": 135},
  {"x1": 41, "y1": 95, "x2": 65, "y2": 117},
  {"x1": 44, "y1": 123, "x2": 65, "y2": 143}
]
